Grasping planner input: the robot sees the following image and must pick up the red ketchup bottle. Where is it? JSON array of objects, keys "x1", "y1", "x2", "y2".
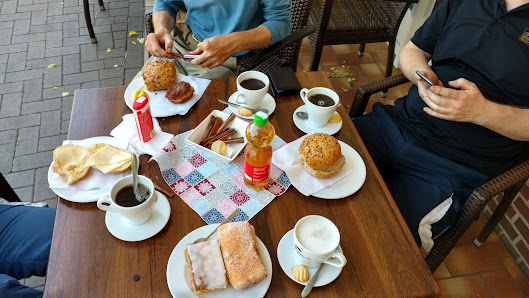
[{"x1": 132, "y1": 95, "x2": 154, "y2": 142}]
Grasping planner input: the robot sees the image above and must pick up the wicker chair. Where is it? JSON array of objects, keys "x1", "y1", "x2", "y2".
[
  {"x1": 1, "y1": 172, "x2": 21, "y2": 202},
  {"x1": 83, "y1": 0, "x2": 106, "y2": 43},
  {"x1": 145, "y1": 0, "x2": 316, "y2": 75},
  {"x1": 349, "y1": 74, "x2": 529, "y2": 272},
  {"x1": 308, "y1": 0, "x2": 418, "y2": 96}
]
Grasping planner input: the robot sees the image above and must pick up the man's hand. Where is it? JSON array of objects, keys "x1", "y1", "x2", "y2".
[
  {"x1": 146, "y1": 31, "x2": 179, "y2": 59},
  {"x1": 416, "y1": 70, "x2": 443, "y2": 100},
  {"x1": 188, "y1": 34, "x2": 239, "y2": 69},
  {"x1": 422, "y1": 78, "x2": 491, "y2": 124}
]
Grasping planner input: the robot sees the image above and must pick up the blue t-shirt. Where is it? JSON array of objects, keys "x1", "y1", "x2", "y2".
[
  {"x1": 390, "y1": 0, "x2": 529, "y2": 178},
  {"x1": 153, "y1": 0, "x2": 292, "y2": 55}
]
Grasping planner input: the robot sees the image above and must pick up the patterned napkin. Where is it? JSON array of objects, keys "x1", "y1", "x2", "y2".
[{"x1": 153, "y1": 131, "x2": 291, "y2": 224}]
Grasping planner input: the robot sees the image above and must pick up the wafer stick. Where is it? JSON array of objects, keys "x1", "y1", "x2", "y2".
[
  {"x1": 198, "y1": 116, "x2": 217, "y2": 145},
  {"x1": 201, "y1": 117, "x2": 223, "y2": 145},
  {"x1": 205, "y1": 129, "x2": 237, "y2": 147},
  {"x1": 223, "y1": 138, "x2": 244, "y2": 144},
  {"x1": 216, "y1": 113, "x2": 236, "y2": 135}
]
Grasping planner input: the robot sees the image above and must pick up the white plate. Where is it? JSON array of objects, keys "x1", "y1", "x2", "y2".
[
  {"x1": 293, "y1": 105, "x2": 342, "y2": 135},
  {"x1": 313, "y1": 141, "x2": 367, "y2": 199},
  {"x1": 166, "y1": 225, "x2": 272, "y2": 297},
  {"x1": 227, "y1": 92, "x2": 276, "y2": 120},
  {"x1": 185, "y1": 110, "x2": 248, "y2": 162},
  {"x1": 105, "y1": 191, "x2": 171, "y2": 242},
  {"x1": 124, "y1": 76, "x2": 199, "y2": 117},
  {"x1": 47, "y1": 136, "x2": 130, "y2": 203},
  {"x1": 277, "y1": 229, "x2": 343, "y2": 287}
]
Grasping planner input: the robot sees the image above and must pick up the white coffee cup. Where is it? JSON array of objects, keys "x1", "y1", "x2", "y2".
[
  {"x1": 299, "y1": 87, "x2": 340, "y2": 127},
  {"x1": 97, "y1": 175, "x2": 155, "y2": 226},
  {"x1": 293, "y1": 215, "x2": 347, "y2": 268},
  {"x1": 235, "y1": 70, "x2": 270, "y2": 109}
]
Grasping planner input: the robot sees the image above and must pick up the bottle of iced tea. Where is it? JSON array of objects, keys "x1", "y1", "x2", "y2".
[{"x1": 244, "y1": 112, "x2": 275, "y2": 190}]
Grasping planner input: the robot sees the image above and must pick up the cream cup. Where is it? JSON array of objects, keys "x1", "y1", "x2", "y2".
[
  {"x1": 293, "y1": 215, "x2": 347, "y2": 268},
  {"x1": 97, "y1": 175, "x2": 155, "y2": 226},
  {"x1": 235, "y1": 70, "x2": 270, "y2": 109},
  {"x1": 299, "y1": 87, "x2": 340, "y2": 127}
]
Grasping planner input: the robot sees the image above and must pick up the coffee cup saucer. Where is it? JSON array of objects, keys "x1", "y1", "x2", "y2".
[
  {"x1": 227, "y1": 91, "x2": 276, "y2": 120},
  {"x1": 105, "y1": 191, "x2": 171, "y2": 242},
  {"x1": 277, "y1": 229, "x2": 343, "y2": 287},
  {"x1": 293, "y1": 105, "x2": 342, "y2": 135}
]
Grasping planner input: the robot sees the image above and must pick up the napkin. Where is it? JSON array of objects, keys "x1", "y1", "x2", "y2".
[
  {"x1": 110, "y1": 114, "x2": 174, "y2": 156},
  {"x1": 272, "y1": 135, "x2": 352, "y2": 196},
  {"x1": 49, "y1": 138, "x2": 129, "y2": 191}
]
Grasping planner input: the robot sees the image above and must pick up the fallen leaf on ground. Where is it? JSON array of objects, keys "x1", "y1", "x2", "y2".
[
  {"x1": 52, "y1": 87, "x2": 58, "y2": 90},
  {"x1": 132, "y1": 41, "x2": 137, "y2": 45},
  {"x1": 62, "y1": 92, "x2": 69, "y2": 97},
  {"x1": 107, "y1": 48, "x2": 112, "y2": 53},
  {"x1": 113, "y1": 65, "x2": 118, "y2": 68},
  {"x1": 128, "y1": 31, "x2": 138, "y2": 36},
  {"x1": 47, "y1": 64, "x2": 56, "y2": 69},
  {"x1": 137, "y1": 38, "x2": 144, "y2": 44}
]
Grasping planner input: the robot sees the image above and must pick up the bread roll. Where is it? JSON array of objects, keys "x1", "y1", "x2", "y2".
[
  {"x1": 218, "y1": 222, "x2": 267, "y2": 290},
  {"x1": 142, "y1": 61, "x2": 176, "y2": 91},
  {"x1": 298, "y1": 133, "x2": 345, "y2": 178},
  {"x1": 51, "y1": 145, "x2": 91, "y2": 184}
]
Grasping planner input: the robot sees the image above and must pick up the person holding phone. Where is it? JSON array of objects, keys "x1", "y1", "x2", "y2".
[
  {"x1": 144, "y1": 1, "x2": 291, "y2": 79},
  {"x1": 353, "y1": 0, "x2": 529, "y2": 250}
]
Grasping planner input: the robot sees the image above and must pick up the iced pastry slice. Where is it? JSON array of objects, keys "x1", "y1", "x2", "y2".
[
  {"x1": 218, "y1": 222, "x2": 267, "y2": 290},
  {"x1": 184, "y1": 239, "x2": 227, "y2": 294}
]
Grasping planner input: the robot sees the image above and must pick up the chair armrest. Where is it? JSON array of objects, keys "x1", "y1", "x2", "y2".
[
  {"x1": 237, "y1": 26, "x2": 316, "y2": 74},
  {"x1": 145, "y1": 12, "x2": 154, "y2": 35},
  {"x1": 349, "y1": 74, "x2": 409, "y2": 118}
]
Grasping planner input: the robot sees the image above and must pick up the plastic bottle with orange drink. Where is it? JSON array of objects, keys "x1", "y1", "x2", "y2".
[{"x1": 244, "y1": 112, "x2": 275, "y2": 190}]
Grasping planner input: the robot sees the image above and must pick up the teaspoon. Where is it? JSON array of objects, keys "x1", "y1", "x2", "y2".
[{"x1": 296, "y1": 103, "x2": 342, "y2": 120}]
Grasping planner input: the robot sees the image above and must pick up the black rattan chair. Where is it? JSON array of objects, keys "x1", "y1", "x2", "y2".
[
  {"x1": 145, "y1": 0, "x2": 316, "y2": 74},
  {"x1": 349, "y1": 74, "x2": 529, "y2": 272},
  {"x1": 83, "y1": 0, "x2": 106, "y2": 43},
  {"x1": 308, "y1": 0, "x2": 418, "y2": 96}
]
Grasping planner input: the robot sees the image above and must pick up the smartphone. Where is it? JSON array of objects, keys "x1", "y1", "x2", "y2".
[{"x1": 416, "y1": 70, "x2": 434, "y2": 87}]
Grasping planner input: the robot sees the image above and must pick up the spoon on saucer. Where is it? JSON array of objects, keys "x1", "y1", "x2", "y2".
[
  {"x1": 301, "y1": 263, "x2": 324, "y2": 297},
  {"x1": 218, "y1": 99, "x2": 269, "y2": 114}
]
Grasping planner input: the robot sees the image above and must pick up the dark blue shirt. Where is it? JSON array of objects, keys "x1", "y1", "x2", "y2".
[{"x1": 391, "y1": 0, "x2": 529, "y2": 177}]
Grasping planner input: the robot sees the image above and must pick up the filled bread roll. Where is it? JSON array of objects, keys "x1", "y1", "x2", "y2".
[{"x1": 142, "y1": 61, "x2": 176, "y2": 91}]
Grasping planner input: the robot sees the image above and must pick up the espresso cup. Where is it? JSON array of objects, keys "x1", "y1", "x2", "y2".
[
  {"x1": 235, "y1": 71, "x2": 270, "y2": 109},
  {"x1": 97, "y1": 175, "x2": 155, "y2": 226},
  {"x1": 293, "y1": 215, "x2": 347, "y2": 268},
  {"x1": 299, "y1": 87, "x2": 340, "y2": 127}
]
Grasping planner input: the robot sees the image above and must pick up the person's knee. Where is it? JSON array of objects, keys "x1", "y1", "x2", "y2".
[{"x1": 0, "y1": 274, "x2": 43, "y2": 298}]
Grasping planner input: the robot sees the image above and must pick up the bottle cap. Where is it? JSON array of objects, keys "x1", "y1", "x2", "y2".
[
  {"x1": 133, "y1": 96, "x2": 149, "y2": 110},
  {"x1": 254, "y1": 111, "x2": 269, "y2": 126}
]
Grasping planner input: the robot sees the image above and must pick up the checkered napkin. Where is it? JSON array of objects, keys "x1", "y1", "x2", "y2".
[{"x1": 153, "y1": 131, "x2": 291, "y2": 224}]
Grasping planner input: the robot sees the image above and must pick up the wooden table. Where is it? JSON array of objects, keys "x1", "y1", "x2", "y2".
[{"x1": 44, "y1": 71, "x2": 439, "y2": 297}]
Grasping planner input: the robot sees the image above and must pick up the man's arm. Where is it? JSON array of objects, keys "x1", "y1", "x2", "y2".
[
  {"x1": 145, "y1": 1, "x2": 181, "y2": 58},
  {"x1": 399, "y1": 41, "x2": 443, "y2": 98}
]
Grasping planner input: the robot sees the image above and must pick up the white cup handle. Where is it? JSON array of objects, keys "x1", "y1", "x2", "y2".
[
  {"x1": 235, "y1": 92, "x2": 246, "y2": 105},
  {"x1": 97, "y1": 196, "x2": 117, "y2": 213},
  {"x1": 323, "y1": 250, "x2": 347, "y2": 267},
  {"x1": 299, "y1": 88, "x2": 309, "y2": 105}
]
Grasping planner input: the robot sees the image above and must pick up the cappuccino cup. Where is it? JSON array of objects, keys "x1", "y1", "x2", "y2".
[
  {"x1": 299, "y1": 87, "x2": 340, "y2": 127},
  {"x1": 293, "y1": 215, "x2": 347, "y2": 268},
  {"x1": 97, "y1": 175, "x2": 155, "y2": 226},
  {"x1": 235, "y1": 71, "x2": 270, "y2": 109}
]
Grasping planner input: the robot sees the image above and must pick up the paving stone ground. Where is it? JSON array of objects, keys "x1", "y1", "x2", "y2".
[{"x1": 0, "y1": 0, "x2": 145, "y2": 290}]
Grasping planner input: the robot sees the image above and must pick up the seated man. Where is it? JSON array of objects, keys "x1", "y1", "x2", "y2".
[
  {"x1": 0, "y1": 204, "x2": 55, "y2": 297},
  {"x1": 144, "y1": 0, "x2": 292, "y2": 79},
  {"x1": 353, "y1": 0, "x2": 529, "y2": 250}
]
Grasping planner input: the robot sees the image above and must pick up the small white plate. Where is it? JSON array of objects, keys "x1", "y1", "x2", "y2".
[
  {"x1": 227, "y1": 92, "x2": 276, "y2": 120},
  {"x1": 105, "y1": 191, "x2": 171, "y2": 242},
  {"x1": 124, "y1": 76, "x2": 200, "y2": 118},
  {"x1": 47, "y1": 136, "x2": 130, "y2": 203},
  {"x1": 277, "y1": 229, "x2": 343, "y2": 287},
  {"x1": 166, "y1": 225, "x2": 272, "y2": 297},
  {"x1": 185, "y1": 110, "x2": 248, "y2": 162},
  {"x1": 313, "y1": 141, "x2": 367, "y2": 199},
  {"x1": 293, "y1": 105, "x2": 342, "y2": 135}
]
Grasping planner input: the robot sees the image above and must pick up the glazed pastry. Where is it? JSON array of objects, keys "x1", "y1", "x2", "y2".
[
  {"x1": 184, "y1": 239, "x2": 227, "y2": 294},
  {"x1": 218, "y1": 222, "x2": 267, "y2": 290},
  {"x1": 291, "y1": 265, "x2": 310, "y2": 282}
]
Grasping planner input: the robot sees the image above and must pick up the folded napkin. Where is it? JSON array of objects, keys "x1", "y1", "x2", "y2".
[
  {"x1": 272, "y1": 135, "x2": 352, "y2": 196},
  {"x1": 49, "y1": 138, "x2": 129, "y2": 191},
  {"x1": 110, "y1": 114, "x2": 174, "y2": 156}
]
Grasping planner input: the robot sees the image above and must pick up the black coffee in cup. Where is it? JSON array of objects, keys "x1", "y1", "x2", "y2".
[
  {"x1": 309, "y1": 94, "x2": 335, "y2": 107},
  {"x1": 240, "y1": 78, "x2": 266, "y2": 90},
  {"x1": 115, "y1": 184, "x2": 150, "y2": 207}
]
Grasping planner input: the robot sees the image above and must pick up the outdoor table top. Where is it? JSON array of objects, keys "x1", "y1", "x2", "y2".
[{"x1": 44, "y1": 71, "x2": 439, "y2": 297}]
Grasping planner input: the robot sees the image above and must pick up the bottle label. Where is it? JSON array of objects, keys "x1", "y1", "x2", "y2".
[
  {"x1": 133, "y1": 103, "x2": 154, "y2": 142},
  {"x1": 244, "y1": 161, "x2": 271, "y2": 183}
]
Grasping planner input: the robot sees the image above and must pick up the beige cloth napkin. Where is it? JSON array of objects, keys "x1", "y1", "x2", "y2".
[
  {"x1": 110, "y1": 114, "x2": 174, "y2": 156},
  {"x1": 272, "y1": 134, "x2": 352, "y2": 196}
]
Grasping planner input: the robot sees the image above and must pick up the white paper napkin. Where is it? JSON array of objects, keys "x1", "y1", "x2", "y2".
[
  {"x1": 49, "y1": 138, "x2": 129, "y2": 191},
  {"x1": 110, "y1": 114, "x2": 174, "y2": 156},
  {"x1": 272, "y1": 135, "x2": 352, "y2": 196}
]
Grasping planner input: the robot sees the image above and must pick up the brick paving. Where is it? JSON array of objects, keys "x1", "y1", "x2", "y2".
[
  {"x1": 0, "y1": 0, "x2": 145, "y2": 290},
  {"x1": 0, "y1": 0, "x2": 145, "y2": 211}
]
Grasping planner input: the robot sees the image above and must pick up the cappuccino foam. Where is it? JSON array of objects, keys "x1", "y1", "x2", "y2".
[{"x1": 296, "y1": 218, "x2": 339, "y2": 253}]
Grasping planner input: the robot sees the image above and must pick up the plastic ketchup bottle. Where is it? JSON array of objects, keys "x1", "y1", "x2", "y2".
[
  {"x1": 132, "y1": 95, "x2": 154, "y2": 142},
  {"x1": 244, "y1": 112, "x2": 275, "y2": 190}
]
